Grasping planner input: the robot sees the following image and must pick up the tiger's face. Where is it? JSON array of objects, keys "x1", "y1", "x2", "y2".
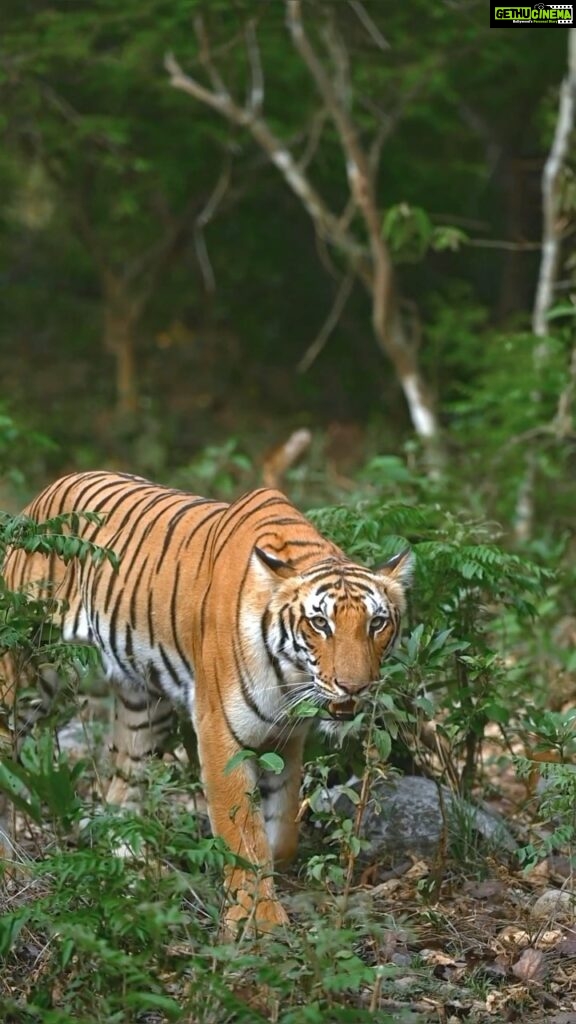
[{"x1": 254, "y1": 547, "x2": 414, "y2": 721}]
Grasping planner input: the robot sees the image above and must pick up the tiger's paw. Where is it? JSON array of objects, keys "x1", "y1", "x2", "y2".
[{"x1": 223, "y1": 894, "x2": 290, "y2": 938}]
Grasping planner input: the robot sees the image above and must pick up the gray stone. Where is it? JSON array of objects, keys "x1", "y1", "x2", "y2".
[{"x1": 326, "y1": 774, "x2": 517, "y2": 862}]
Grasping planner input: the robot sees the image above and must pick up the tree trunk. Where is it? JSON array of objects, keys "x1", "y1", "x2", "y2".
[
  {"x1": 514, "y1": 31, "x2": 576, "y2": 541},
  {"x1": 102, "y1": 277, "x2": 142, "y2": 419}
]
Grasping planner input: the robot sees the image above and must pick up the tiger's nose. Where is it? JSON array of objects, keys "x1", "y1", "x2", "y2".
[{"x1": 334, "y1": 679, "x2": 370, "y2": 696}]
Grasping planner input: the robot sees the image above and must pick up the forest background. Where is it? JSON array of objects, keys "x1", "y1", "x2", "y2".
[
  {"x1": 0, "y1": 0, "x2": 572, "y2": 516},
  {"x1": 0, "y1": 2, "x2": 576, "y2": 1023}
]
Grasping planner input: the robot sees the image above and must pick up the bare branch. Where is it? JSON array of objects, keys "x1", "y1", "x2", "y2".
[
  {"x1": 348, "y1": 0, "x2": 390, "y2": 51},
  {"x1": 165, "y1": 51, "x2": 238, "y2": 119},
  {"x1": 286, "y1": 0, "x2": 393, "y2": 342},
  {"x1": 321, "y1": 15, "x2": 351, "y2": 111},
  {"x1": 167, "y1": 7, "x2": 441, "y2": 448},
  {"x1": 296, "y1": 107, "x2": 329, "y2": 172},
  {"x1": 297, "y1": 271, "x2": 355, "y2": 372},
  {"x1": 245, "y1": 19, "x2": 264, "y2": 115},
  {"x1": 165, "y1": 50, "x2": 369, "y2": 273},
  {"x1": 193, "y1": 14, "x2": 230, "y2": 100},
  {"x1": 198, "y1": 162, "x2": 232, "y2": 231},
  {"x1": 261, "y1": 428, "x2": 312, "y2": 489},
  {"x1": 466, "y1": 238, "x2": 541, "y2": 251},
  {"x1": 194, "y1": 161, "x2": 232, "y2": 292}
]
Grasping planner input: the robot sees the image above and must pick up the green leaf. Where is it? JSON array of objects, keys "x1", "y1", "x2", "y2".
[
  {"x1": 223, "y1": 749, "x2": 256, "y2": 775},
  {"x1": 258, "y1": 752, "x2": 285, "y2": 774},
  {"x1": 372, "y1": 729, "x2": 392, "y2": 762}
]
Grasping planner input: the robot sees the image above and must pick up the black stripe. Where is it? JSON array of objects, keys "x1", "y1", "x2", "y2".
[
  {"x1": 90, "y1": 480, "x2": 155, "y2": 523},
  {"x1": 146, "y1": 662, "x2": 163, "y2": 692},
  {"x1": 30, "y1": 472, "x2": 80, "y2": 520},
  {"x1": 104, "y1": 490, "x2": 175, "y2": 562},
  {"x1": 125, "y1": 623, "x2": 134, "y2": 663},
  {"x1": 117, "y1": 692, "x2": 150, "y2": 713},
  {"x1": 287, "y1": 605, "x2": 307, "y2": 655},
  {"x1": 157, "y1": 643, "x2": 183, "y2": 690},
  {"x1": 70, "y1": 591, "x2": 86, "y2": 638},
  {"x1": 129, "y1": 554, "x2": 150, "y2": 631},
  {"x1": 231, "y1": 636, "x2": 276, "y2": 725},
  {"x1": 129, "y1": 709, "x2": 174, "y2": 732},
  {"x1": 170, "y1": 564, "x2": 194, "y2": 675},
  {"x1": 154, "y1": 498, "x2": 215, "y2": 566},
  {"x1": 212, "y1": 494, "x2": 289, "y2": 564},
  {"x1": 181, "y1": 504, "x2": 226, "y2": 553},
  {"x1": 109, "y1": 749, "x2": 146, "y2": 763},
  {"x1": 102, "y1": 563, "x2": 120, "y2": 616},
  {"x1": 147, "y1": 585, "x2": 155, "y2": 646},
  {"x1": 260, "y1": 609, "x2": 289, "y2": 688},
  {"x1": 259, "y1": 777, "x2": 288, "y2": 798}
]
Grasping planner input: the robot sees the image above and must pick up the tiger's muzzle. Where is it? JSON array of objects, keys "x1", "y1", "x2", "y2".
[{"x1": 325, "y1": 679, "x2": 372, "y2": 720}]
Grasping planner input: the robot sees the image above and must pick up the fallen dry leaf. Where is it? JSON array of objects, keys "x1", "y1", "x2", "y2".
[
  {"x1": 556, "y1": 929, "x2": 576, "y2": 956},
  {"x1": 511, "y1": 947, "x2": 548, "y2": 984},
  {"x1": 496, "y1": 925, "x2": 531, "y2": 948},
  {"x1": 463, "y1": 878, "x2": 507, "y2": 900}
]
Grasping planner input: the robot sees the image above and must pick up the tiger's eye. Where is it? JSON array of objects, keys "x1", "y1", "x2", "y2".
[
  {"x1": 309, "y1": 614, "x2": 329, "y2": 633},
  {"x1": 371, "y1": 615, "x2": 387, "y2": 633}
]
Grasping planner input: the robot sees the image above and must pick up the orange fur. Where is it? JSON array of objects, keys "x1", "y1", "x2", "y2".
[{"x1": 0, "y1": 471, "x2": 413, "y2": 932}]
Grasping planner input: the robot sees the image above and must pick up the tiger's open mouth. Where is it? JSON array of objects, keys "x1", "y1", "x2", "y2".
[{"x1": 327, "y1": 698, "x2": 358, "y2": 721}]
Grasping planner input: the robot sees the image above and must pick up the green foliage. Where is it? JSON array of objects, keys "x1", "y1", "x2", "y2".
[
  {"x1": 225, "y1": 748, "x2": 285, "y2": 776},
  {"x1": 0, "y1": 733, "x2": 85, "y2": 827},
  {"x1": 169, "y1": 439, "x2": 253, "y2": 500},
  {"x1": 0, "y1": 510, "x2": 118, "y2": 569},
  {"x1": 0, "y1": 764, "x2": 414, "y2": 1023},
  {"x1": 309, "y1": 461, "x2": 556, "y2": 797},
  {"x1": 383, "y1": 203, "x2": 467, "y2": 263}
]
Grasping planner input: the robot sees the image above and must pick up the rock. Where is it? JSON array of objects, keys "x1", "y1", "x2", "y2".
[
  {"x1": 530, "y1": 888, "x2": 575, "y2": 922},
  {"x1": 322, "y1": 774, "x2": 517, "y2": 862}
]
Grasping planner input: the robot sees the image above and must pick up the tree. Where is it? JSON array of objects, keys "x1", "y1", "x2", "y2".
[
  {"x1": 1, "y1": 0, "x2": 231, "y2": 418},
  {"x1": 166, "y1": 1, "x2": 443, "y2": 454},
  {"x1": 515, "y1": 30, "x2": 576, "y2": 541}
]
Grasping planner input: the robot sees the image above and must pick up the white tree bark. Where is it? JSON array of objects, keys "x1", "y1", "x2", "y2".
[
  {"x1": 515, "y1": 32, "x2": 576, "y2": 542},
  {"x1": 533, "y1": 31, "x2": 576, "y2": 341}
]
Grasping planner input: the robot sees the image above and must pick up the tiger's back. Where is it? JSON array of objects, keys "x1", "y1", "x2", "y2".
[{"x1": 1, "y1": 469, "x2": 413, "y2": 933}]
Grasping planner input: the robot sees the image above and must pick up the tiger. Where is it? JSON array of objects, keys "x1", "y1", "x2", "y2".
[{"x1": 0, "y1": 470, "x2": 413, "y2": 933}]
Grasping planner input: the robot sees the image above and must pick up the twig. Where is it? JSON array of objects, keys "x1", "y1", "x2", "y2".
[
  {"x1": 194, "y1": 161, "x2": 232, "y2": 292},
  {"x1": 244, "y1": 19, "x2": 264, "y2": 115},
  {"x1": 297, "y1": 272, "x2": 355, "y2": 372},
  {"x1": 193, "y1": 13, "x2": 229, "y2": 99},
  {"x1": 348, "y1": 0, "x2": 390, "y2": 50},
  {"x1": 296, "y1": 107, "x2": 329, "y2": 172},
  {"x1": 466, "y1": 238, "x2": 541, "y2": 252}
]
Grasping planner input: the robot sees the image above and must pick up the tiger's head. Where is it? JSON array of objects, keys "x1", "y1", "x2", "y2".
[{"x1": 253, "y1": 547, "x2": 414, "y2": 721}]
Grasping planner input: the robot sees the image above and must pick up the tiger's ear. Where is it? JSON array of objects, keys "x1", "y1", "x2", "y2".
[
  {"x1": 375, "y1": 548, "x2": 415, "y2": 588},
  {"x1": 253, "y1": 546, "x2": 297, "y2": 580}
]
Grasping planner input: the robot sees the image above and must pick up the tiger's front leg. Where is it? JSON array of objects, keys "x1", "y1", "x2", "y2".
[
  {"x1": 195, "y1": 699, "x2": 292, "y2": 934},
  {"x1": 259, "y1": 734, "x2": 305, "y2": 868}
]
